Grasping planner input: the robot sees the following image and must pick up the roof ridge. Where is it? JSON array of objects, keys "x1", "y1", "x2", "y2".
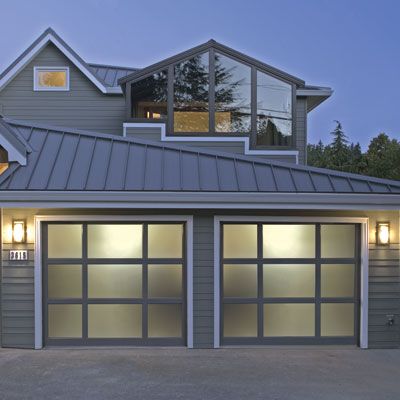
[
  {"x1": 3, "y1": 117, "x2": 400, "y2": 188},
  {"x1": 88, "y1": 62, "x2": 139, "y2": 71}
]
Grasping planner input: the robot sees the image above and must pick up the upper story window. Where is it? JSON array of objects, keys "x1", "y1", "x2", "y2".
[
  {"x1": 128, "y1": 50, "x2": 294, "y2": 148},
  {"x1": 0, "y1": 146, "x2": 9, "y2": 175},
  {"x1": 34, "y1": 67, "x2": 69, "y2": 91},
  {"x1": 131, "y1": 70, "x2": 167, "y2": 119}
]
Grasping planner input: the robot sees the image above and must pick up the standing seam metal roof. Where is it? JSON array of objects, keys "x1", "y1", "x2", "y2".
[
  {"x1": 88, "y1": 64, "x2": 139, "y2": 87},
  {"x1": 0, "y1": 118, "x2": 400, "y2": 193}
]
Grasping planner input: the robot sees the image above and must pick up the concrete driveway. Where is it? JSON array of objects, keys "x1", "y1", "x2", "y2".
[{"x1": 0, "y1": 347, "x2": 399, "y2": 400}]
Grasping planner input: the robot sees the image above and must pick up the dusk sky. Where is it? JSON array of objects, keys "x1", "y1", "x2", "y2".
[{"x1": 0, "y1": 0, "x2": 398, "y2": 149}]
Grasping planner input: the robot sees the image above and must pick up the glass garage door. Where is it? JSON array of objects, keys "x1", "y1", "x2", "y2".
[
  {"x1": 221, "y1": 223, "x2": 360, "y2": 345},
  {"x1": 43, "y1": 222, "x2": 186, "y2": 346}
]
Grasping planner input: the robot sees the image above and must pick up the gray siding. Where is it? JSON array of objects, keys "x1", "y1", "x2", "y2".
[
  {"x1": 0, "y1": 43, "x2": 126, "y2": 135},
  {"x1": 125, "y1": 126, "x2": 298, "y2": 164},
  {"x1": 368, "y1": 243, "x2": 400, "y2": 348},
  {"x1": 296, "y1": 97, "x2": 307, "y2": 165},
  {"x1": 193, "y1": 214, "x2": 214, "y2": 348},
  {"x1": 1, "y1": 242, "x2": 35, "y2": 348}
]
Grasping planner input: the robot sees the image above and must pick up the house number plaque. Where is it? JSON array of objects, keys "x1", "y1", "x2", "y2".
[{"x1": 9, "y1": 250, "x2": 28, "y2": 261}]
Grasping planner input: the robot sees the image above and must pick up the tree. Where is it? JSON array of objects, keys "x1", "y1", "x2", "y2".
[
  {"x1": 365, "y1": 133, "x2": 400, "y2": 180},
  {"x1": 325, "y1": 121, "x2": 350, "y2": 171},
  {"x1": 307, "y1": 140, "x2": 328, "y2": 168}
]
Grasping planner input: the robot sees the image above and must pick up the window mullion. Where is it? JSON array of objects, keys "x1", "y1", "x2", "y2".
[
  {"x1": 209, "y1": 48, "x2": 215, "y2": 134},
  {"x1": 168, "y1": 64, "x2": 174, "y2": 134},
  {"x1": 250, "y1": 67, "x2": 257, "y2": 148}
]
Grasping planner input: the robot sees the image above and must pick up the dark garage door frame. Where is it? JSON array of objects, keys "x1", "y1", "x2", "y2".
[
  {"x1": 33, "y1": 215, "x2": 194, "y2": 349},
  {"x1": 213, "y1": 216, "x2": 369, "y2": 348}
]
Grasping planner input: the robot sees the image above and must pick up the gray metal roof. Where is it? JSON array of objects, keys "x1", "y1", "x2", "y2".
[
  {"x1": 1, "y1": 118, "x2": 400, "y2": 194},
  {"x1": 88, "y1": 64, "x2": 139, "y2": 87}
]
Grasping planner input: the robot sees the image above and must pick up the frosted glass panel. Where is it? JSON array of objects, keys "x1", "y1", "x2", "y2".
[
  {"x1": 321, "y1": 225, "x2": 355, "y2": 258},
  {"x1": 321, "y1": 264, "x2": 355, "y2": 297},
  {"x1": 263, "y1": 224, "x2": 315, "y2": 258},
  {"x1": 264, "y1": 304, "x2": 315, "y2": 337},
  {"x1": 148, "y1": 264, "x2": 182, "y2": 298},
  {"x1": 223, "y1": 264, "x2": 257, "y2": 297},
  {"x1": 88, "y1": 264, "x2": 142, "y2": 298},
  {"x1": 148, "y1": 224, "x2": 183, "y2": 258},
  {"x1": 88, "y1": 224, "x2": 142, "y2": 258},
  {"x1": 223, "y1": 224, "x2": 257, "y2": 258},
  {"x1": 148, "y1": 304, "x2": 182, "y2": 337},
  {"x1": 321, "y1": 303, "x2": 354, "y2": 336},
  {"x1": 48, "y1": 224, "x2": 82, "y2": 258},
  {"x1": 48, "y1": 265, "x2": 82, "y2": 299},
  {"x1": 88, "y1": 304, "x2": 142, "y2": 338},
  {"x1": 263, "y1": 264, "x2": 315, "y2": 298},
  {"x1": 48, "y1": 304, "x2": 82, "y2": 338},
  {"x1": 223, "y1": 304, "x2": 257, "y2": 337}
]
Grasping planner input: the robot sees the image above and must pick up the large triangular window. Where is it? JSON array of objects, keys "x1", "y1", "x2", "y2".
[{"x1": 128, "y1": 46, "x2": 294, "y2": 148}]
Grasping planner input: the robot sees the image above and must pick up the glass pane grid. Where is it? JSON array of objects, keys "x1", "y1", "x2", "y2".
[
  {"x1": 221, "y1": 223, "x2": 358, "y2": 342},
  {"x1": 45, "y1": 222, "x2": 186, "y2": 344}
]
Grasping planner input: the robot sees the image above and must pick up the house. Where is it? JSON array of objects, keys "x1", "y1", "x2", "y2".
[{"x1": 0, "y1": 28, "x2": 398, "y2": 350}]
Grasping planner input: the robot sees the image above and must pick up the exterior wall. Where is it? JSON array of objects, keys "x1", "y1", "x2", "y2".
[
  {"x1": 125, "y1": 126, "x2": 298, "y2": 164},
  {"x1": 1, "y1": 208, "x2": 398, "y2": 349},
  {"x1": 1, "y1": 209, "x2": 35, "y2": 348},
  {"x1": 0, "y1": 43, "x2": 126, "y2": 135},
  {"x1": 296, "y1": 97, "x2": 307, "y2": 164}
]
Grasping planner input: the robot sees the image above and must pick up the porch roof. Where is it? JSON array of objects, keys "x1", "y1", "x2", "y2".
[{"x1": 0, "y1": 118, "x2": 400, "y2": 195}]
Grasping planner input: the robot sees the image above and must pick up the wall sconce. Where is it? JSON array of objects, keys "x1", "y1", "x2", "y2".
[
  {"x1": 376, "y1": 222, "x2": 390, "y2": 246},
  {"x1": 12, "y1": 220, "x2": 26, "y2": 243}
]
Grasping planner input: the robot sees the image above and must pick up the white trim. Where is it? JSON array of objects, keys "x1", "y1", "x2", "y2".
[
  {"x1": 213, "y1": 216, "x2": 369, "y2": 349},
  {"x1": 123, "y1": 123, "x2": 299, "y2": 162},
  {"x1": 0, "y1": 33, "x2": 121, "y2": 94},
  {"x1": 34, "y1": 214, "x2": 193, "y2": 349},
  {"x1": 0, "y1": 136, "x2": 26, "y2": 165},
  {"x1": 296, "y1": 88, "x2": 333, "y2": 97},
  {"x1": 33, "y1": 66, "x2": 70, "y2": 91},
  {"x1": 3, "y1": 191, "x2": 400, "y2": 210}
]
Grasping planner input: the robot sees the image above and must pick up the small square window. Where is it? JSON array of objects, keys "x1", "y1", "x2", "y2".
[{"x1": 34, "y1": 67, "x2": 69, "y2": 91}]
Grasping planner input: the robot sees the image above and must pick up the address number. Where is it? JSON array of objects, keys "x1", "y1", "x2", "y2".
[{"x1": 9, "y1": 250, "x2": 28, "y2": 261}]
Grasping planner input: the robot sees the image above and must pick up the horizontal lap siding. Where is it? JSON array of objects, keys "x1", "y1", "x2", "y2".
[
  {"x1": 368, "y1": 244, "x2": 400, "y2": 348},
  {"x1": 296, "y1": 97, "x2": 307, "y2": 165},
  {"x1": 193, "y1": 215, "x2": 214, "y2": 348},
  {"x1": 0, "y1": 43, "x2": 125, "y2": 135},
  {"x1": 1, "y1": 243, "x2": 35, "y2": 348}
]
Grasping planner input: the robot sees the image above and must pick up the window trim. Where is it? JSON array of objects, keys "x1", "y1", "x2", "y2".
[
  {"x1": 33, "y1": 66, "x2": 70, "y2": 92},
  {"x1": 127, "y1": 47, "x2": 296, "y2": 149}
]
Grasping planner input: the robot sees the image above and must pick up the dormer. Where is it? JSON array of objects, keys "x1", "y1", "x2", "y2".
[{"x1": 120, "y1": 40, "x2": 332, "y2": 164}]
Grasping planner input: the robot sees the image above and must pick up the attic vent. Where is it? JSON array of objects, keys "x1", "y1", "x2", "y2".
[{"x1": 0, "y1": 146, "x2": 9, "y2": 174}]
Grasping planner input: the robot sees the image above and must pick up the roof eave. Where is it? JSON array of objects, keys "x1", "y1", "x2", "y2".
[
  {"x1": 0, "y1": 28, "x2": 114, "y2": 94},
  {"x1": 296, "y1": 88, "x2": 333, "y2": 112}
]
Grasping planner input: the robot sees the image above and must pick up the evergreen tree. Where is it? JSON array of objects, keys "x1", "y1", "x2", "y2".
[
  {"x1": 307, "y1": 140, "x2": 327, "y2": 168},
  {"x1": 325, "y1": 121, "x2": 350, "y2": 171}
]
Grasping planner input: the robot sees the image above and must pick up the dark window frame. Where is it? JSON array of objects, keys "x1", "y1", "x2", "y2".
[
  {"x1": 42, "y1": 221, "x2": 187, "y2": 347},
  {"x1": 126, "y1": 47, "x2": 297, "y2": 150},
  {"x1": 220, "y1": 222, "x2": 360, "y2": 346}
]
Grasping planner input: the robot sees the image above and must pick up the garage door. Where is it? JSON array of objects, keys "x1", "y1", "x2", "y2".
[
  {"x1": 221, "y1": 223, "x2": 360, "y2": 345},
  {"x1": 43, "y1": 222, "x2": 186, "y2": 346}
]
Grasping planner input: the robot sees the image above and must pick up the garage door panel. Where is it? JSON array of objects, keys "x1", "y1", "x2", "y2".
[
  {"x1": 221, "y1": 222, "x2": 359, "y2": 345},
  {"x1": 44, "y1": 222, "x2": 186, "y2": 346}
]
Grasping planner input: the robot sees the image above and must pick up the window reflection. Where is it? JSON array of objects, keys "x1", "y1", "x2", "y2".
[
  {"x1": 215, "y1": 53, "x2": 251, "y2": 133},
  {"x1": 257, "y1": 71, "x2": 292, "y2": 146},
  {"x1": 131, "y1": 70, "x2": 168, "y2": 119},
  {"x1": 174, "y1": 53, "x2": 209, "y2": 132}
]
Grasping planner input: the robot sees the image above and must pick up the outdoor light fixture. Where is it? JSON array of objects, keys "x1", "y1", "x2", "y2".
[
  {"x1": 12, "y1": 220, "x2": 26, "y2": 243},
  {"x1": 376, "y1": 222, "x2": 390, "y2": 246}
]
